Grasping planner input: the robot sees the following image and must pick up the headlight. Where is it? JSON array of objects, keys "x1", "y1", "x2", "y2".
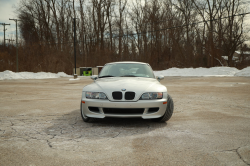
[
  {"x1": 85, "y1": 92, "x2": 108, "y2": 99},
  {"x1": 140, "y1": 92, "x2": 163, "y2": 100}
]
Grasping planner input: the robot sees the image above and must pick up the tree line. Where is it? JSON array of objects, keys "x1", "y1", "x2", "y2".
[{"x1": 0, "y1": 0, "x2": 249, "y2": 74}]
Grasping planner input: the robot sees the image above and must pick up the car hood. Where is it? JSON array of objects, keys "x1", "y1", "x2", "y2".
[{"x1": 83, "y1": 77, "x2": 167, "y2": 101}]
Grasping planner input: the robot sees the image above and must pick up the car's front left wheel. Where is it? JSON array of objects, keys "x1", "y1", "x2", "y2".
[{"x1": 80, "y1": 102, "x2": 93, "y2": 122}]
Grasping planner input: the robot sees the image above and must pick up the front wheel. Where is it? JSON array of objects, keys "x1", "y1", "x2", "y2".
[
  {"x1": 80, "y1": 102, "x2": 93, "y2": 122},
  {"x1": 152, "y1": 94, "x2": 174, "y2": 122}
]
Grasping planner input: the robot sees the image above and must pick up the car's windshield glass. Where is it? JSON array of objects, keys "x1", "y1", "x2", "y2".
[{"x1": 99, "y1": 63, "x2": 155, "y2": 78}]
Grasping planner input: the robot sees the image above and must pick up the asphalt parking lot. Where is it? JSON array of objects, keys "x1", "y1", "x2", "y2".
[{"x1": 0, "y1": 77, "x2": 250, "y2": 166}]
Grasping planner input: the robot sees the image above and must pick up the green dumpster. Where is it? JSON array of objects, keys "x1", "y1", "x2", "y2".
[{"x1": 83, "y1": 68, "x2": 92, "y2": 76}]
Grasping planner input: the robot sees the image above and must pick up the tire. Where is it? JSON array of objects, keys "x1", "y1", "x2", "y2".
[
  {"x1": 152, "y1": 94, "x2": 174, "y2": 122},
  {"x1": 80, "y1": 102, "x2": 93, "y2": 122}
]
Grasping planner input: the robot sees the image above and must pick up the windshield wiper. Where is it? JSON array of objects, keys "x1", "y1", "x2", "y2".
[
  {"x1": 98, "y1": 75, "x2": 115, "y2": 78},
  {"x1": 120, "y1": 75, "x2": 137, "y2": 77}
]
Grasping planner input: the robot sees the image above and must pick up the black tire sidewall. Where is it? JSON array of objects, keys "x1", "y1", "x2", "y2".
[{"x1": 152, "y1": 94, "x2": 174, "y2": 122}]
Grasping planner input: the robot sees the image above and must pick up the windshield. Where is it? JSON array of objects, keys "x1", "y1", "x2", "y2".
[{"x1": 99, "y1": 63, "x2": 155, "y2": 78}]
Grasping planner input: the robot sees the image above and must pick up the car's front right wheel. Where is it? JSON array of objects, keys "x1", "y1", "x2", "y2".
[
  {"x1": 80, "y1": 102, "x2": 93, "y2": 122},
  {"x1": 152, "y1": 94, "x2": 174, "y2": 122}
]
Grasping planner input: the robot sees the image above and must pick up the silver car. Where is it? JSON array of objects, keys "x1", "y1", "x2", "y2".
[{"x1": 80, "y1": 61, "x2": 174, "y2": 122}]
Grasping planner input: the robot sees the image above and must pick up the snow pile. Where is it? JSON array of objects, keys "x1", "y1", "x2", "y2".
[
  {"x1": 154, "y1": 67, "x2": 250, "y2": 77},
  {"x1": 0, "y1": 70, "x2": 71, "y2": 80},
  {"x1": 1, "y1": 66, "x2": 250, "y2": 80},
  {"x1": 234, "y1": 67, "x2": 250, "y2": 77}
]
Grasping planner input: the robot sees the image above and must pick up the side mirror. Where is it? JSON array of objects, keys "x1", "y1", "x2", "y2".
[
  {"x1": 156, "y1": 75, "x2": 164, "y2": 82},
  {"x1": 91, "y1": 75, "x2": 98, "y2": 80}
]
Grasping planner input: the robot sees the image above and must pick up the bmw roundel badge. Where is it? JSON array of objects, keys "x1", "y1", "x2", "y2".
[{"x1": 121, "y1": 89, "x2": 126, "y2": 91}]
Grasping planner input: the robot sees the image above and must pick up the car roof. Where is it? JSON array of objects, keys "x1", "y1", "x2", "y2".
[{"x1": 105, "y1": 61, "x2": 148, "y2": 65}]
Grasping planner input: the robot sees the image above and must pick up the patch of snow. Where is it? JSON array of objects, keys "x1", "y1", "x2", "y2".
[
  {"x1": 222, "y1": 56, "x2": 228, "y2": 60},
  {"x1": 0, "y1": 70, "x2": 71, "y2": 80},
  {"x1": 57, "y1": 72, "x2": 71, "y2": 77},
  {"x1": 1, "y1": 66, "x2": 250, "y2": 80},
  {"x1": 235, "y1": 51, "x2": 250, "y2": 55},
  {"x1": 234, "y1": 67, "x2": 250, "y2": 77},
  {"x1": 221, "y1": 56, "x2": 239, "y2": 61},
  {"x1": 69, "y1": 78, "x2": 81, "y2": 81},
  {"x1": 154, "y1": 67, "x2": 244, "y2": 77}
]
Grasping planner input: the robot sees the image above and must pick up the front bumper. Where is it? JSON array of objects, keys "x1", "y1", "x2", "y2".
[{"x1": 81, "y1": 97, "x2": 168, "y2": 119}]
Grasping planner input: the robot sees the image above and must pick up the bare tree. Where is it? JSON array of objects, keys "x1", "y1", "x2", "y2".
[{"x1": 11, "y1": 0, "x2": 249, "y2": 74}]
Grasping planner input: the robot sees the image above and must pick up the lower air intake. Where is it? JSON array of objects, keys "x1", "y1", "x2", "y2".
[
  {"x1": 147, "y1": 107, "x2": 159, "y2": 114},
  {"x1": 103, "y1": 108, "x2": 144, "y2": 114},
  {"x1": 88, "y1": 107, "x2": 100, "y2": 113}
]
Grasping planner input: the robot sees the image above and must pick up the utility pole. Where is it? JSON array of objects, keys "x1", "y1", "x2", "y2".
[
  {"x1": 73, "y1": 18, "x2": 77, "y2": 79},
  {"x1": 71, "y1": 0, "x2": 78, "y2": 79},
  {"x1": 9, "y1": 18, "x2": 19, "y2": 72},
  {"x1": 0, "y1": 23, "x2": 10, "y2": 47},
  {"x1": 67, "y1": 0, "x2": 78, "y2": 79}
]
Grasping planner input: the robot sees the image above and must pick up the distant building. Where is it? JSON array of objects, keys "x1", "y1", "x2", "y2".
[
  {"x1": 221, "y1": 51, "x2": 250, "y2": 66},
  {"x1": 234, "y1": 51, "x2": 250, "y2": 62}
]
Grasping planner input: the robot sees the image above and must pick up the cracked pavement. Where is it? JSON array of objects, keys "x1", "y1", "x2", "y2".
[{"x1": 0, "y1": 77, "x2": 250, "y2": 165}]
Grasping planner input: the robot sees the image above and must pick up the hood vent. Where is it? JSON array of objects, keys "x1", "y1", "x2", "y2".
[
  {"x1": 112, "y1": 91, "x2": 122, "y2": 100},
  {"x1": 125, "y1": 92, "x2": 135, "y2": 100}
]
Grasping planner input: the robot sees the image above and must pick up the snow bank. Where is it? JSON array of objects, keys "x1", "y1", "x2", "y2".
[
  {"x1": 154, "y1": 67, "x2": 250, "y2": 77},
  {"x1": 0, "y1": 70, "x2": 71, "y2": 80},
  {"x1": 1, "y1": 66, "x2": 250, "y2": 80},
  {"x1": 234, "y1": 67, "x2": 250, "y2": 77}
]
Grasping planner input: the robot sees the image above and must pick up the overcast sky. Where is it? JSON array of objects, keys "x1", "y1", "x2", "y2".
[
  {"x1": 0, "y1": 0, "x2": 19, "y2": 41},
  {"x1": 0, "y1": 0, "x2": 250, "y2": 45}
]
